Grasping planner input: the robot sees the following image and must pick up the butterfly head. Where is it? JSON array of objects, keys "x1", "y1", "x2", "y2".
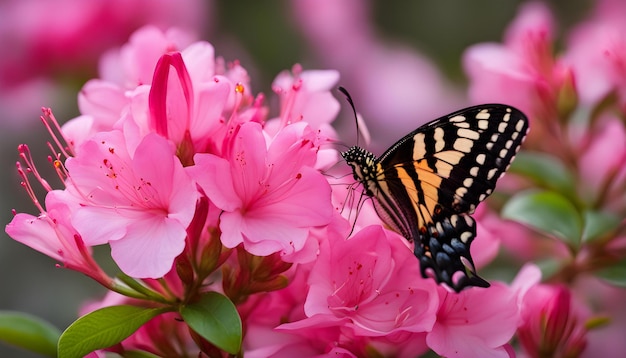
[
  {"x1": 342, "y1": 145, "x2": 377, "y2": 177},
  {"x1": 341, "y1": 146, "x2": 380, "y2": 197}
]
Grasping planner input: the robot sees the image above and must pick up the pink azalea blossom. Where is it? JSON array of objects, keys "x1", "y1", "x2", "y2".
[
  {"x1": 64, "y1": 131, "x2": 198, "y2": 278},
  {"x1": 470, "y1": 205, "x2": 503, "y2": 268},
  {"x1": 517, "y1": 284, "x2": 588, "y2": 357},
  {"x1": 6, "y1": 190, "x2": 109, "y2": 285},
  {"x1": 189, "y1": 121, "x2": 333, "y2": 258},
  {"x1": 63, "y1": 26, "x2": 262, "y2": 154},
  {"x1": 427, "y1": 264, "x2": 541, "y2": 358},
  {"x1": 286, "y1": 225, "x2": 439, "y2": 336},
  {"x1": 426, "y1": 284, "x2": 518, "y2": 358},
  {"x1": 267, "y1": 64, "x2": 340, "y2": 134},
  {"x1": 577, "y1": 116, "x2": 626, "y2": 204},
  {"x1": 564, "y1": 0, "x2": 626, "y2": 110},
  {"x1": 291, "y1": 0, "x2": 462, "y2": 152},
  {"x1": 0, "y1": 0, "x2": 209, "y2": 86},
  {"x1": 463, "y1": 2, "x2": 568, "y2": 120},
  {"x1": 575, "y1": 277, "x2": 626, "y2": 357}
]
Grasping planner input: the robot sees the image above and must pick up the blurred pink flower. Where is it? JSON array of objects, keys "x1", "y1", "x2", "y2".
[
  {"x1": 0, "y1": 0, "x2": 210, "y2": 86},
  {"x1": 267, "y1": 64, "x2": 340, "y2": 134},
  {"x1": 291, "y1": 0, "x2": 462, "y2": 152},
  {"x1": 471, "y1": 205, "x2": 503, "y2": 268},
  {"x1": 575, "y1": 277, "x2": 626, "y2": 357},
  {"x1": 189, "y1": 122, "x2": 333, "y2": 258},
  {"x1": 517, "y1": 284, "x2": 588, "y2": 357},
  {"x1": 286, "y1": 225, "x2": 439, "y2": 336},
  {"x1": 578, "y1": 116, "x2": 626, "y2": 204},
  {"x1": 463, "y1": 2, "x2": 568, "y2": 120},
  {"x1": 564, "y1": 0, "x2": 626, "y2": 110},
  {"x1": 65, "y1": 131, "x2": 198, "y2": 278}
]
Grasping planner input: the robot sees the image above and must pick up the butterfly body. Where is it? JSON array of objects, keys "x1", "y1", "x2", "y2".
[{"x1": 342, "y1": 104, "x2": 529, "y2": 292}]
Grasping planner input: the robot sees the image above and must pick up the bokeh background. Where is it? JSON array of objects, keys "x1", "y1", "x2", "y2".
[{"x1": 0, "y1": 0, "x2": 592, "y2": 356}]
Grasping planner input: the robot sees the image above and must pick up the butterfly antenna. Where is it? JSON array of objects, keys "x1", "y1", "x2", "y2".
[{"x1": 338, "y1": 86, "x2": 360, "y2": 147}]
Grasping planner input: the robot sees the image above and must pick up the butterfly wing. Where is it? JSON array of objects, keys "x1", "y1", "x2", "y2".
[{"x1": 372, "y1": 104, "x2": 528, "y2": 291}]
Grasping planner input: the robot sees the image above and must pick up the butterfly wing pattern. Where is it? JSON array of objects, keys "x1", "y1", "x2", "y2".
[{"x1": 342, "y1": 104, "x2": 529, "y2": 292}]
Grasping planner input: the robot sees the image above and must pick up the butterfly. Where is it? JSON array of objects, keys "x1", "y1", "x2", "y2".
[{"x1": 341, "y1": 104, "x2": 529, "y2": 292}]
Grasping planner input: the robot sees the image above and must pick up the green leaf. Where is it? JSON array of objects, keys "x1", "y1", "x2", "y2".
[
  {"x1": 581, "y1": 210, "x2": 621, "y2": 243},
  {"x1": 502, "y1": 190, "x2": 582, "y2": 246},
  {"x1": 509, "y1": 151, "x2": 576, "y2": 195},
  {"x1": 58, "y1": 305, "x2": 169, "y2": 358},
  {"x1": 0, "y1": 311, "x2": 61, "y2": 356},
  {"x1": 180, "y1": 292, "x2": 242, "y2": 354},
  {"x1": 595, "y1": 259, "x2": 626, "y2": 288}
]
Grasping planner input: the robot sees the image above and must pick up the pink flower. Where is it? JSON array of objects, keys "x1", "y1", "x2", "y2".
[
  {"x1": 6, "y1": 190, "x2": 109, "y2": 285},
  {"x1": 145, "y1": 50, "x2": 263, "y2": 162},
  {"x1": 267, "y1": 64, "x2": 340, "y2": 134},
  {"x1": 291, "y1": 0, "x2": 462, "y2": 152},
  {"x1": 425, "y1": 263, "x2": 542, "y2": 358},
  {"x1": 463, "y1": 2, "x2": 567, "y2": 120},
  {"x1": 285, "y1": 225, "x2": 439, "y2": 336},
  {"x1": 64, "y1": 131, "x2": 198, "y2": 278},
  {"x1": 564, "y1": 0, "x2": 626, "y2": 110},
  {"x1": 517, "y1": 284, "x2": 588, "y2": 357},
  {"x1": 63, "y1": 26, "x2": 263, "y2": 154},
  {"x1": 578, "y1": 116, "x2": 626, "y2": 204},
  {"x1": 189, "y1": 121, "x2": 333, "y2": 258},
  {"x1": 470, "y1": 205, "x2": 503, "y2": 268},
  {"x1": 0, "y1": 0, "x2": 209, "y2": 86}
]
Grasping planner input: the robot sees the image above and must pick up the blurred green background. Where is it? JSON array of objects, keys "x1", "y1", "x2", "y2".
[{"x1": 0, "y1": 1, "x2": 590, "y2": 356}]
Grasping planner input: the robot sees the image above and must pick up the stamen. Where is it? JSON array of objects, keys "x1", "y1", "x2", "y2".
[{"x1": 40, "y1": 107, "x2": 74, "y2": 158}]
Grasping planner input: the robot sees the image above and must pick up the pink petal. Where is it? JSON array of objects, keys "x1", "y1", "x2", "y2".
[
  {"x1": 109, "y1": 214, "x2": 187, "y2": 278},
  {"x1": 189, "y1": 153, "x2": 241, "y2": 211}
]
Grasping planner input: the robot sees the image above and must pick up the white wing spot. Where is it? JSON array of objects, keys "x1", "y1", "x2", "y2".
[
  {"x1": 453, "y1": 138, "x2": 474, "y2": 153},
  {"x1": 515, "y1": 119, "x2": 525, "y2": 132},
  {"x1": 450, "y1": 115, "x2": 466, "y2": 122},
  {"x1": 498, "y1": 122, "x2": 508, "y2": 133},
  {"x1": 434, "y1": 127, "x2": 446, "y2": 152},
  {"x1": 476, "y1": 153, "x2": 486, "y2": 165},
  {"x1": 476, "y1": 110, "x2": 490, "y2": 120},
  {"x1": 458, "y1": 128, "x2": 480, "y2": 140},
  {"x1": 499, "y1": 148, "x2": 508, "y2": 158},
  {"x1": 460, "y1": 231, "x2": 472, "y2": 243},
  {"x1": 470, "y1": 166, "x2": 479, "y2": 176},
  {"x1": 478, "y1": 119, "x2": 489, "y2": 130},
  {"x1": 487, "y1": 168, "x2": 498, "y2": 179},
  {"x1": 413, "y1": 133, "x2": 427, "y2": 160},
  {"x1": 463, "y1": 177, "x2": 473, "y2": 187},
  {"x1": 436, "y1": 221, "x2": 444, "y2": 233}
]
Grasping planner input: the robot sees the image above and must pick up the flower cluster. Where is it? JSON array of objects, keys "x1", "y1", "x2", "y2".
[
  {"x1": 5, "y1": 25, "x2": 539, "y2": 357},
  {"x1": 464, "y1": 1, "x2": 626, "y2": 356},
  {"x1": 4, "y1": 0, "x2": 626, "y2": 356}
]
